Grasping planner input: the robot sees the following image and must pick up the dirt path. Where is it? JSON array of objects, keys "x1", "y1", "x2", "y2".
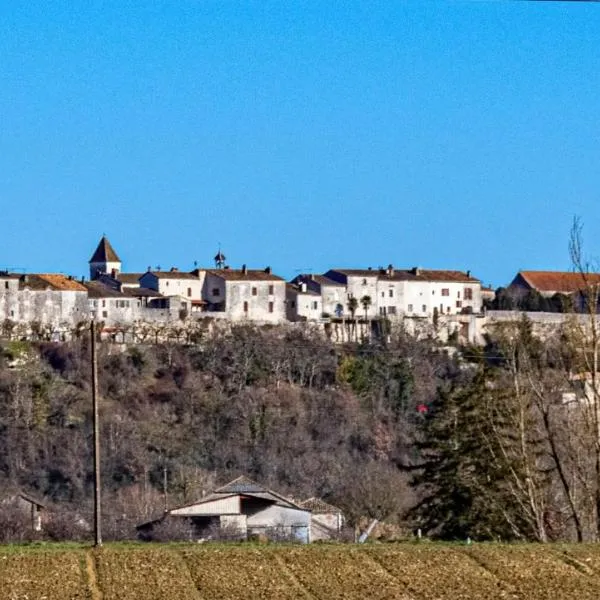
[{"x1": 85, "y1": 550, "x2": 103, "y2": 600}]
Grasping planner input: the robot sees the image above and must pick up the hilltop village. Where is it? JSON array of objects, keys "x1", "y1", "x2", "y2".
[{"x1": 0, "y1": 235, "x2": 594, "y2": 344}]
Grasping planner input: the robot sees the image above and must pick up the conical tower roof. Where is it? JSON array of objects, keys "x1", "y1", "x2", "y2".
[{"x1": 89, "y1": 236, "x2": 120, "y2": 263}]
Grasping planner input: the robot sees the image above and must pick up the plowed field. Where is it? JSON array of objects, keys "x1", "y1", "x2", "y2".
[{"x1": 3, "y1": 543, "x2": 600, "y2": 599}]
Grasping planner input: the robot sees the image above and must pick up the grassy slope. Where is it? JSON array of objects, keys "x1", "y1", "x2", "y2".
[{"x1": 3, "y1": 543, "x2": 600, "y2": 599}]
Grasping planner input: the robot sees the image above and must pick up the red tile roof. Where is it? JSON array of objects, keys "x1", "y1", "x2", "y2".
[
  {"x1": 21, "y1": 274, "x2": 87, "y2": 292},
  {"x1": 517, "y1": 271, "x2": 600, "y2": 293}
]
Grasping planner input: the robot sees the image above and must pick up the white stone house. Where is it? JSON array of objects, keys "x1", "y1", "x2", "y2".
[
  {"x1": 85, "y1": 281, "x2": 142, "y2": 326},
  {"x1": 285, "y1": 283, "x2": 322, "y2": 322},
  {"x1": 204, "y1": 266, "x2": 286, "y2": 323},
  {"x1": 290, "y1": 274, "x2": 346, "y2": 318},
  {"x1": 378, "y1": 267, "x2": 482, "y2": 318},
  {"x1": 323, "y1": 269, "x2": 379, "y2": 319},
  {"x1": 139, "y1": 269, "x2": 205, "y2": 302},
  {"x1": 9, "y1": 274, "x2": 89, "y2": 334},
  {"x1": 138, "y1": 476, "x2": 312, "y2": 542}
]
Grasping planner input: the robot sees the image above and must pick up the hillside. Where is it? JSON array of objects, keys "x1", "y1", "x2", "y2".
[{"x1": 3, "y1": 542, "x2": 600, "y2": 599}]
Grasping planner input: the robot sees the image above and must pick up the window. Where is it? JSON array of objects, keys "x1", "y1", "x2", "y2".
[
  {"x1": 422, "y1": 305, "x2": 427, "y2": 312},
  {"x1": 388, "y1": 306, "x2": 397, "y2": 315},
  {"x1": 252, "y1": 287, "x2": 258, "y2": 296},
  {"x1": 268, "y1": 285, "x2": 274, "y2": 295},
  {"x1": 456, "y1": 301, "x2": 462, "y2": 308},
  {"x1": 441, "y1": 288, "x2": 449, "y2": 296},
  {"x1": 381, "y1": 291, "x2": 385, "y2": 298},
  {"x1": 102, "y1": 300, "x2": 106, "y2": 307},
  {"x1": 408, "y1": 304, "x2": 413, "y2": 312},
  {"x1": 102, "y1": 311, "x2": 108, "y2": 318},
  {"x1": 212, "y1": 288, "x2": 220, "y2": 296},
  {"x1": 457, "y1": 291, "x2": 461, "y2": 298},
  {"x1": 268, "y1": 302, "x2": 274, "y2": 313},
  {"x1": 312, "y1": 301, "x2": 318, "y2": 310},
  {"x1": 4, "y1": 281, "x2": 8, "y2": 289},
  {"x1": 464, "y1": 287, "x2": 473, "y2": 300},
  {"x1": 187, "y1": 287, "x2": 192, "y2": 297},
  {"x1": 362, "y1": 278, "x2": 367, "y2": 285},
  {"x1": 243, "y1": 301, "x2": 248, "y2": 313},
  {"x1": 389, "y1": 289, "x2": 394, "y2": 297}
]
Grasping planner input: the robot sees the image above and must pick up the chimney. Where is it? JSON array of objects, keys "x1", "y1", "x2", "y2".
[
  {"x1": 170, "y1": 267, "x2": 179, "y2": 272},
  {"x1": 387, "y1": 264, "x2": 394, "y2": 277},
  {"x1": 466, "y1": 270, "x2": 471, "y2": 277},
  {"x1": 265, "y1": 266, "x2": 272, "y2": 274},
  {"x1": 412, "y1": 266, "x2": 421, "y2": 276},
  {"x1": 300, "y1": 282, "x2": 307, "y2": 293},
  {"x1": 241, "y1": 264, "x2": 247, "y2": 275}
]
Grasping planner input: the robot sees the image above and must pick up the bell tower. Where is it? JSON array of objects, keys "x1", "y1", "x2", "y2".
[{"x1": 89, "y1": 235, "x2": 122, "y2": 280}]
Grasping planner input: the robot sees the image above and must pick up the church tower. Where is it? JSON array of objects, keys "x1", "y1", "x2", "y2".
[
  {"x1": 89, "y1": 235, "x2": 122, "y2": 280},
  {"x1": 214, "y1": 247, "x2": 226, "y2": 269}
]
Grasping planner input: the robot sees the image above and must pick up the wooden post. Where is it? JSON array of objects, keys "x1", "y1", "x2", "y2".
[{"x1": 91, "y1": 320, "x2": 102, "y2": 546}]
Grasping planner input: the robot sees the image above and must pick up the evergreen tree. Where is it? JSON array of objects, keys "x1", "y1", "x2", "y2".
[{"x1": 409, "y1": 366, "x2": 547, "y2": 541}]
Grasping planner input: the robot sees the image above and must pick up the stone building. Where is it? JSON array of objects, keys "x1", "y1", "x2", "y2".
[
  {"x1": 290, "y1": 274, "x2": 345, "y2": 317},
  {"x1": 285, "y1": 283, "x2": 322, "y2": 322},
  {"x1": 204, "y1": 266, "x2": 286, "y2": 323},
  {"x1": 324, "y1": 269, "x2": 379, "y2": 318},
  {"x1": 0, "y1": 274, "x2": 88, "y2": 335}
]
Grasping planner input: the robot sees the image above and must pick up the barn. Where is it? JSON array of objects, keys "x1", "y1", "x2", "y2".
[{"x1": 139, "y1": 476, "x2": 312, "y2": 543}]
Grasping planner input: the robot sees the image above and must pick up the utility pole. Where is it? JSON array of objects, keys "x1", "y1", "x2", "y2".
[{"x1": 91, "y1": 320, "x2": 102, "y2": 546}]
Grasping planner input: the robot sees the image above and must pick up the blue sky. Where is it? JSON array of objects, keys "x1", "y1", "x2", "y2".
[{"x1": 1, "y1": 1, "x2": 599, "y2": 288}]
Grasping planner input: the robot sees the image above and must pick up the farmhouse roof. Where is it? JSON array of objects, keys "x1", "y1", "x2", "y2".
[
  {"x1": 292, "y1": 274, "x2": 345, "y2": 288},
  {"x1": 144, "y1": 270, "x2": 199, "y2": 280},
  {"x1": 166, "y1": 475, "x2": 308, "y2": 515},
  {"x1": 122, "y1": 287, "x2": 163, "y2": 298},
  {"x1": 116, "y1": 273, "x2": 144, "y2": 285},
  {"x1": 84, "y1": 281, "x2": 124, "y2": 298},
  {"x1": 20, "y1": 274, "x2": 87, "y2": 292},
  {"x1": 209, "y1": 269, "x2": 284, "y2": 282},
  {"x1": 299, "y1": 497, "x2": 342, "y2": 514},
  {"x1": 17, "y1": 491, "x2": 46, "y2": 509},
  {"x1": 89, "y1": 236, "x2": 120, "y2": 263},
  {"x1": 409, "y1": 269, "x2": 480, "y2": 283},
  {"x1": 329, "y1": 269, "x2": 379, "y2": 277},
  {"x1": 286, "y1": 283, "x2": 320, "y2": 296},
  {"x1": 516, "y1": 271, "x2": 600, "y2": 293}
]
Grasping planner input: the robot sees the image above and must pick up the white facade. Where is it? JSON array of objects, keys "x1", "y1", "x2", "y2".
[
  {"x1": 204, "y1": 269, "x2": 286, "y2": 323},
  {"x1": 286, "y1": 284, "x2": 322, "y2": 321},
  {"x1": 139, "y1": 270, "x2": 205, "y2": 301}
]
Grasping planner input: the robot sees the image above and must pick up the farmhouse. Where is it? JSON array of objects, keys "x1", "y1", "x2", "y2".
[
  {"x1": 139, "y1": 476, "x2": 312, "y2": 542},
  {"x1": 298, "y1": 497, "x2": 344, "y2": 541}
]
